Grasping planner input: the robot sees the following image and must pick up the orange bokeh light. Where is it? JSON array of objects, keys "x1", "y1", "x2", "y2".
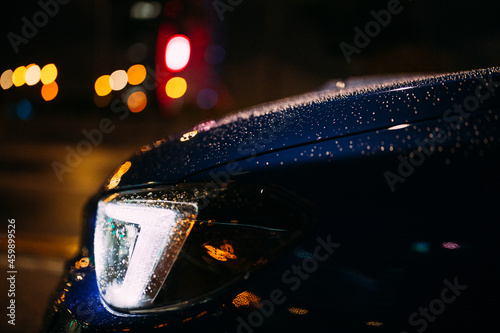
[
  {"x1": 41, "y1": 81, "x2": 59, "y2": 101},
  {"x1": 127, "y1": 64, "x2": 147, "y2": 85},
  {"x1": 127, "y1": 91, "x2": 147, "y2": 113}
]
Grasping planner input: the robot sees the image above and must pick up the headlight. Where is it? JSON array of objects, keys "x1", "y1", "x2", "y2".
[
  {"x1": 95, "y1": 198, "x2": 197, "y2": 310},
  {"x1": 94, "y1": 183, "x2": 313, "y2": 313}
]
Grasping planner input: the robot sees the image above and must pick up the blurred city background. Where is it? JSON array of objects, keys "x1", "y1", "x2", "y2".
[{"x1": 0, "y1": 0, "x2": 499, "y2": 331}]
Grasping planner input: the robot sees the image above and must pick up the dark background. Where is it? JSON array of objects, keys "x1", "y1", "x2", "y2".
[{"x1": 0, "y1": 0, "x2": 499, "y2": 331}]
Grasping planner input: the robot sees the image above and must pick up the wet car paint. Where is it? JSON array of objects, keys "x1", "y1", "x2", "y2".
[{"x1": 43, "y1": 67, "x2": 500, "y2": 332}]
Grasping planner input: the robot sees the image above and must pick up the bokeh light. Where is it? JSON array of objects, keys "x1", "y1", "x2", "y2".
[
  {"x1": 127, "y1": 91, "x2": 147, "y2": 113},
  {"x1": 12, "y1": 66, "x2": 27, "y2": 87},
  {"x1": 165, "y1": 35, "x2": 191, "y2": 72},
  {"x1": 110, "y1": 70, "x2": 128, "y2": 91},
  {"x1": 197, "y1": 88, "x2": 218, "y2": 109},
  {"x1": 130, "y1": 1, "x2": 162, "y2": 19},
  {"x1": 40, "y1": 63, "x2": 58, "y2": 84},
  {"x1": 95, "y1": 75, "x2": 113, "y2": 96},
  {"x1": 127, "y1": 64, "x2": 147, "y2": 85},
  {"x1": 41, "y1": 81, "x2": 59, "y2": 101},
  {"x1": 16, "y1": 99, "x2": 33, "y2": 120},
  {"x1": 25, "y1": 64, "x2": 41, "y2": 86},
  {"x1": 165, "y1": 77, "x2": 187, "y2": 98},
  {"x1": 1, "y1": 69, "x2": 13, "y2": 90},
  {"x1": 411, "y1": 241, "x2": 430, "y2": 254}
]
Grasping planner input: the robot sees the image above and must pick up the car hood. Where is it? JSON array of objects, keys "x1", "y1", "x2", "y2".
[{"x1": 104, "y1": 67, "x2": 500, "y2": 191}]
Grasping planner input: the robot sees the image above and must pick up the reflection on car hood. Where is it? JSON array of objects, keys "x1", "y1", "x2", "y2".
[{"x1": 106, "y1": 67, "x2": 500, "y2": 191}]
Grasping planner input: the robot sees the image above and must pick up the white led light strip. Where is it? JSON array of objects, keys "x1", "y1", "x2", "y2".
[{"x1": 94, "y1": 199, "x2": 197, "y2": 310}]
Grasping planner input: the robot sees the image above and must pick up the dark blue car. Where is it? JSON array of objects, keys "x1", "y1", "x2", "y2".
[{"x1": 43, "y1": 67, "x2": 500, "y2": 332}]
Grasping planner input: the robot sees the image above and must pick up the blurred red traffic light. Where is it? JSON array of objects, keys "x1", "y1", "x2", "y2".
[{"x1": 165, "y1": 35, "x2": 191, "y2": 72}]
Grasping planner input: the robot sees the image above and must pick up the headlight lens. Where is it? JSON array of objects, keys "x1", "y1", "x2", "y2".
[
  {"x1": 95, "y1": 198, "x2": 197, "y2": 310},
  {"x1": 94, "y1": 184, "x2": 313, "y2": 313}
]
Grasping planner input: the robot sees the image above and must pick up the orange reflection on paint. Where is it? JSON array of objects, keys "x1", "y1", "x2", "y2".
[
  {"x1": 232, "y1": 291, "x2": 261, "y2": 308},
  {"x1": 103, "y1": 193, "x2": 119, "y2": 203},
  {"x1": 204, "y1": 240, "x2": 236, "y2": 261},
  {"x1": 140, "y1": 145, "x2": 152, "y2": 153},
  {"x1": 288, "y1": 307, "x2": 309, "y2": 315},
  {"x1": 41, "y1": 81, "x2": 59, "y2": 101},
  {"x1": 106, "y1": 161, "x2": 132, "y2": 190},
  {"x1": 75, "y1": 257, "x2": 90, "y2": 269},
  {"x1": 366, "y1": 321, "x2": 384, "y2": 327},
  {"x1": 196, "y1": 311, "x2": 207, "y2": 318},
  {"x1": 127, "y1": 91, "x2": 147, "y2": 113}
]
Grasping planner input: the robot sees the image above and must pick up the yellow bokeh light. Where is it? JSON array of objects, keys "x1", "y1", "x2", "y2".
[
  {"x1": 110, "y1": 69, "x2": 128, "y2": 91},
  {"x1": 1, "y1": 69, "x2": 13, "y2": 90},
  {"x1": 25, "y1": 65, "x2": 41, "y2": 86},
  {"x1": 127, "y1": 91, "x2": 147, "y2": 113},
  {"x1": 41, "y1": 81, "x2": 59, "y2": 101},
  {"x1": 127, "y1": 64, "x2": 146, "y2": 85},
  {"x1": 12, "y1": 66, "x2": 27, "y2": 87},
  {"x1": 95, "y1": 75, "x2": 113, "y2": 96},
  {"x1": 40, "y1": 63, "x2": 58, "y2": 84},
  {"x1": 165, "y1": 77, "x2": 187, "y2": 98}
]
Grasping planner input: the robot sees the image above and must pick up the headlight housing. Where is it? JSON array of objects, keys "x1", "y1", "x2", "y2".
[{"x1": 94, "y1": 183, "x2": 314, "y2": 313}]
